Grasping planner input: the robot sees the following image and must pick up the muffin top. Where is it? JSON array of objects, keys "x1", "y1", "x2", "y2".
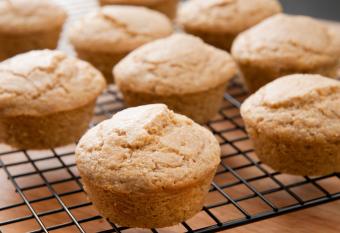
[
  {"x1": 114, "y1": 34, "x2": 238, "y2": 95},
  {"x1": 0, "y1": 50, "x2": 106, "y2": 117},
  {"x1": 0, "y1": 0, "x2": 67, "y2": 34},
  {"x1": 232, "y1": 14, "x2": 339, "y2": 69},
  {"x1": 76, "y1": 104, "x2": 221, "y2": 193},
  {"x1": 241, "y1": 74, "x2": 340, "y2": 142},
  {"x1": 69, "y1": 6, "x2": 173, "y2": 53},
  {"x1": 178, "y1": 0, "x2": 282, "y2": 34},
  {"x1": 100, "y1": 0, "x2": 166, "y2": 5}
]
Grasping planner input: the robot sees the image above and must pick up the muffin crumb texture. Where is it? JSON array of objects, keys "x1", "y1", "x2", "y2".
[
  {"x1": 0, "y1": 0, "x2": 67, "y2": 60},
  {"x1": 99, "y1": 0, "x2": 179, "y2": 19},
  {"x1": 0, "y1": 50, "x2": 106, "y2": 148},
  {"x1": 179, "y1": 0, "x2": 282, "y2": 34},
  {"x1": 69, "y1": 6, "x2": 173, "y2": 54},
  {"x1": 115, "y1": 34, "x2": 237, "y2": 95},
  {"x1": 69, "y1": 5, "x2": 173, "y2": 82},
  {"x1": 232, "y1": 14, "x2": 340, "y2": 92},
  {"x1": 76, "y1": 104, "x2": 221, "y2": 227},
  {"x1": 178, "y1": 0, "x2": 282, "y2": 50},
  {"x1": 115, "y1": 34, "x2": 238, "y2": 123},
  {"x1": 241, "y1": 74, "x2": 340, "y2": 175},
  {"x1": 0, "y1": 50, "x2": 105, "y2": 116}
]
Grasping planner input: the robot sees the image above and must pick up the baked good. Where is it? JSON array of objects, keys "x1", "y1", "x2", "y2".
[
  {"x1": 0, "y1": 50, "x2": 106, "y2": 149},
  {"x1": 0, "y1": 0, "x2": 67, "y2": 61},
  {"x1": 114, "y1": 34, "x2": 238, "y2": 124},
  {"x1": 76, "y1": 104, "x2": 221, "y2": 228},
  {"x1": 178, "y1": 0, "x2": 282, "y2": 51},
  {"x1": 69, "y1": 6, "x2": 173, "y2": 83},
  {"x1": 328, "y1": 25, "x2": 340, "y2": 72},
  {"x1": 241, "y1": 74, "x2": 340, "y2": 176},
  {"x1": 98, "y1": 0, "x2": 179, "y2": 19},
  {"x1": 232, "y1": 14, "x2": 340, "y2": 92}
]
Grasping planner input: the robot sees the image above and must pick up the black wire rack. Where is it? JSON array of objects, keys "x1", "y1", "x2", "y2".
[
  {"x1": 0, "y1": 83, "x2": 339, "y2": 233},
  {"x1": 0, "y1": 0, "x2": 340, "y2": 232}
]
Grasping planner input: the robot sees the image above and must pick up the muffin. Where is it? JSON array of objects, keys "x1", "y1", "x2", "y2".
[
  {"x1": 241, "y1": 74, "x2": 340, "y2": 176},
  {"x1": 328, "y1": 25, "x2": 340, "y2": 73},
  {"x1": 232, "y1": 14, "x2": 340, "y2": 92},
  {"x1": 76, "y1": 104, "x2": 221, "y2": 228},
  {"x1": 69, "y1": 6, "x2": 173, "y2": 83},
  {"x1": 98, "y1": 0, "x2": 179, "y2": 19},
  {"x1": 0, "y1": 50, "x2": 106, "y2": 149},
  {"x1": 0, "y1": 0, "x2": 67, "y2": 61},
  {"x1": 178, "y1": 0, "x2": 282, "y2": 51},
  {"x1": 114, "y1": 34, "x2": 238, "y2": 124}
]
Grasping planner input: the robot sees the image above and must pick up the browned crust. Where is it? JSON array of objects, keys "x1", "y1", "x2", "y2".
[
  {"x1": 75, "y1": 49, "x2": 128, "y2": 84},
  {"x1": 119, "y1": 82, "x2": 227, "y2": 124},
  {"x1": 0, "y1": 101, "x2": 96, "y2": 149},
  {"x1": 81, "y1": 168, "x2": 215, "y2": 228},
  {"x1": 245, "y1": 121, "x2": 340, "y2": 176},
  {"x1": 238, "y1": 60, "x2": 339, "y2": 93},
  {"x1": 183, "y1": 28, "x2": 236, "y2": 52},
  {"x1": 0, "y1": 25, "x2": 63, "y2": 61},
  {"x1": 99, "y1": 0, "x2": 179, "y2": 19}
]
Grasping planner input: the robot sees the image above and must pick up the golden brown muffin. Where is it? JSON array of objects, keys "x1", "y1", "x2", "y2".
[
  {"x1": 0, "y1": 0, "x2": 67, "y2": 61},
  {"x1": 178, "y1": 0, "x2": 282, "y2": 51},
  {"x1": 328, "y1": 24, "x2": 340, "y2": 73},
  {"x1": 69, "y1": 6, "x2": 173, "y2": 83},
  {"x1": 0, "y1": 50, "x2": 106, "y2": 149},
  {"x1": 99, "y1": 0, "x2": 179, "y2": 19},
  {"x1": 76, "y1": 104, "x2": 221, "y2": 228},
  {"x1": 241, "y1": 74, "x2": 340, "y2": 176},
  {"x1": 232, "y1": 14, "x2": 340, "y2": 92},
  {"x1": 114, "y1": 33, "x2": 238, "y2": 124}
]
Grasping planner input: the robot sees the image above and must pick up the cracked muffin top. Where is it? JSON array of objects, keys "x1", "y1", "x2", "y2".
[
  {"x1": 76, "y1": 104, "x2": 221, "y2": 193},
  {"x1": 232, "y1": 14, "x2": 339, "y2": 69},
  {"x1": 241, "y1": 74, "x2": 340, "y2": 142},
  {"x1": 100, "y1": 0, "x2": 168, "y2": 5},
  {"x1": 178, "y1": 0, "x2": 281, "y2": 34},
  {"x1": 114, "y1": 33, "x2": 238, "y2": 95},
  {"x1": 69, "y1": 6, "x2": 173, "y2": 53},
  {"x1": 0, "y1": 50, "x2": 106, "y2": 117},
  {"x1": 0, "y1": 0, "x2": 67, "y2": 34}
]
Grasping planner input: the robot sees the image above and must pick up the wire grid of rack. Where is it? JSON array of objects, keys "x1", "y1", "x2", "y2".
[
  {"x1": 0, "y1": 83, "x2": 339, "y2": 233},
  {"x1": 0, "y1": 0, "x2": 340, "y2": 232}
]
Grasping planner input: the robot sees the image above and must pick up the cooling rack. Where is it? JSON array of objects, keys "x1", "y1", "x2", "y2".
[
  {"x1": 0, "y1": 83, "x2": 339, "y2": 233},
  {"x1": 0, "y1": 0, "x2": 339, "y2": 232}
]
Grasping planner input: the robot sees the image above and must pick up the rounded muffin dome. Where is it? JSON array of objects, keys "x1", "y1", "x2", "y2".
[
  {"x1": 69, "y1": 5, "x2": 173, "y2": 53},
  {"x1": 232, "y1": 14, "x2": 339, "y2": 69},
  {"x1": 241, "y1": 74, "x2": 340, "y2": 141},
  {"x1": 76, "y1": 104, "x2": 221, "y2": 227},
  {"x1": 179, "y1": 0, "x2": 282, "y2": 34},
  {"x1": 241, "y1": 74, "x2": 340, "y2": 175},
  {"x1": 76, "y1": 104, "x2": 221, "y2": 193},
  {"x1": 0, "y1": 50, "x2": 106, "y2": 116},
  {"x1": 100, "y1": 0, "x2": 164, "y2": 5},
  {"x1": 0, "y1": 0, "x2": 67, "y2": 34},
  {"x1": 114, "y1": 33, "x2": 238, "y2": 95}
]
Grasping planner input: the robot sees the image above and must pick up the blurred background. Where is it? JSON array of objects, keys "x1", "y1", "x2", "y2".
[{"x1": 280, "y1": 0, "x2": 340, "y2": 21}]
